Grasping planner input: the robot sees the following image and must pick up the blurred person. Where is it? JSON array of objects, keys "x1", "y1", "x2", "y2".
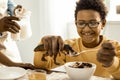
[{"x1": 0, "y1": 0, "x2": 33, "y2": 69}]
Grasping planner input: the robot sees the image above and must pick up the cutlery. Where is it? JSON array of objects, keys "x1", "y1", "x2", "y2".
[
  {"x1": 67, "y1": 49, "x2": 99, "y2": 57},
  {"x1": 33, "y1": 68, "x2": 66, "y2": 74}
]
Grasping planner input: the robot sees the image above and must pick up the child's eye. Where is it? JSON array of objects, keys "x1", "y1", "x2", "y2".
[{"x1": 78, "y1": 22, "x2": 85, "y2": 25}]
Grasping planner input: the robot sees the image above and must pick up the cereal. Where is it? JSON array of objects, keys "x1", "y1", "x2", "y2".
[{"x1": 69, "y1": 62, "x2": 92, "y2": 68}]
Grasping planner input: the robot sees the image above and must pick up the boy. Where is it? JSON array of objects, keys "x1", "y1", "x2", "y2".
[{"x1": 34, "y1": 0, "x2": 120, "y2": 79}]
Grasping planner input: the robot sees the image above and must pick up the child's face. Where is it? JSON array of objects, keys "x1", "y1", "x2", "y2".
[
  {"x1": 0, "y1": 0, "x2": 8, "y2": 15},
  {"x1": 76, "y1": 10, "x2": 105, "y2": 45}
]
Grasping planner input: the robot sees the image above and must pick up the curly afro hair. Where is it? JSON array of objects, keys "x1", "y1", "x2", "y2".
[{"x1": 75, "y1": 0, "x2": 108, "y2": 21}]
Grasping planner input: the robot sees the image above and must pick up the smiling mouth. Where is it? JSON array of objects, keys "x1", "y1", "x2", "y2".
[
  {"x1": 81, "y1": 32, "x2": 95, "y2": 43},
  {"x1": 82, "y1": 32, "x2": 94, "y2": 37}
]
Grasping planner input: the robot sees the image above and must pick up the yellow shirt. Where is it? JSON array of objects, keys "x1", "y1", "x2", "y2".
[{"x1": 34, "y1": 35, "x2": 120, "y2": 79}]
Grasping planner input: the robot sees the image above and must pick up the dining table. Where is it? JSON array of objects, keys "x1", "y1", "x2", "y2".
[{"x1": 15, "y1": 65, "x2": 114, "y2": 80}]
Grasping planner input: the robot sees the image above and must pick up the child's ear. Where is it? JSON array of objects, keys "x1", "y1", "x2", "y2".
[{"x1": 101, "y1": 19, "x2": 106, "y2": 29}]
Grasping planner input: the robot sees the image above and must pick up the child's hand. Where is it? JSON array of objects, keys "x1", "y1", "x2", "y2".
[
  {"x1": 40, "y1": 35, "x2": 64, "y2": 65},
  {"x1": 97, "y1": 42, "x2": 116, "y2": 67},
  {"x1": 41, "y1": 35, "x2": 64, "y2": 57}
]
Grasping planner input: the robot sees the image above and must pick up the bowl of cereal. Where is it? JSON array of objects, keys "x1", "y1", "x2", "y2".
[{"x1": 64, "y1": 62, "x2": 96, "y2": 80}]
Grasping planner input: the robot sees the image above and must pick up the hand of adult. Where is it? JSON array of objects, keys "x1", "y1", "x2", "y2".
[
  {"x1": 0, "y1": 16, "x2": 20, "y2": 33},
  {"x1": 15, "y1": 63, "x2": 35, "y2": 70}
]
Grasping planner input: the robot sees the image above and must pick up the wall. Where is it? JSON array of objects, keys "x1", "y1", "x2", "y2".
[
  {"x1": 14, "y1": 0, "x2": 41, "y2": 63},
  {"x1": 104, "y1": 21, "x2": 120, "y2": 42}
]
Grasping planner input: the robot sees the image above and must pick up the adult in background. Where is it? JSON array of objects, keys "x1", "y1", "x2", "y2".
[{"x1": 0, "y1": 0, "x2": 33, "y2": 69}]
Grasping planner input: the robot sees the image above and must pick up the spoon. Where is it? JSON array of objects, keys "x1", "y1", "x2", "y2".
[{"x1": 67, "y1": 49, "x2": 99, "y2": 57}]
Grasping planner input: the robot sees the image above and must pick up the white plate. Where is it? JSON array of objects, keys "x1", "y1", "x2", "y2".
[{"x1": 0, "y1": 67, "x2": 27, "y2": 80}]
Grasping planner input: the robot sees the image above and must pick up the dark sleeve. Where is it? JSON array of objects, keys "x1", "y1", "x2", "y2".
[{"x1": 7, "y1": 0, "x2": 15, "y2": 16}]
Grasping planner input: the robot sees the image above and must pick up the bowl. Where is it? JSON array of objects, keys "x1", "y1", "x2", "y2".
[{"x1": 64, "y1": 62, "x2": 96, "y2": 80}]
